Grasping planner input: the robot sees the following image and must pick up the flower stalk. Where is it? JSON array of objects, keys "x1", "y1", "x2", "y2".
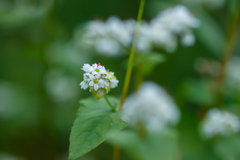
[
  {"x1": 119, "y1": 0, "x2": 146, "y2": 111},
  {"x1": 215, "y1": 6, "x2": 240, "y2": 89},
  {"x1": 104, "y1": 95, "x2": 117, "y2": 112},
  {"x1": 113, "y1": 1, "x2": 146, "y2": 160}
]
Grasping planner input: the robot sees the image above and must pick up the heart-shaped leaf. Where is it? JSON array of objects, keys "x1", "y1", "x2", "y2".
[{"x1": 69, "y1": 96, "x2": 127, "y2": 160}]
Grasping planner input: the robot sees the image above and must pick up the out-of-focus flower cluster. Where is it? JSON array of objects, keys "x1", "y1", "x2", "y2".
[
  {"x1": 75, "y1": 17, "x2": 135, "y2": 55},
  {"x1": 201, "y1": 109, "x2": 240, "y2": 139},
  {"x1": 137, "y1": 5, "x2": 200, "y2": 53},
  {"x1": 122, "y1": 82, "x2": 180, "y2": 132},
  {"x1": 74, "y1": 5, "x2": 200, "y2": 55},
  {"x1": 80, "y1": 63, "x2": 119, "y2": 99},
  {"x1": 0, "y1": 0, "x2": 53, "y2": 28}
]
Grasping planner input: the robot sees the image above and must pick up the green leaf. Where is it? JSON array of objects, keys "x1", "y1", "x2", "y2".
[
  {"x1": 195, "y1": 8, "x2": 225, "y2": 57},
  {"x1": 228, "y1": 0, "x2": 240, "y2": 15},
  {"x1": 108, "y1": 129, "x2": 178, "y2": 160},
  {"x1": 69, "y1": 96, "x2": 127, "y2": 160},
  {"x1": 214, "y1": 136, "x2": 240, "y2": 159},
  {"x1": 135, "y1": 53, "x2": 166, "y2": 76},
  {"x1": 145, "y1": 1, "x2": 174, "y2": 18},
  {"x1": 179, "y1": 79, "x2": 215, "y2": 105}
]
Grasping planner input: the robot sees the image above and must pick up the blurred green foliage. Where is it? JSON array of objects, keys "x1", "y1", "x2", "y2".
[{"x1": 0, "y1": 0, "x2": 240, "y2": 160}]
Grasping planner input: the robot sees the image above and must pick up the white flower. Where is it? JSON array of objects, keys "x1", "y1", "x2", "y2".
[
  {"x1": 75, "y1": 5, "x2": 199, "y2": 55},
  {"x1": 80, "y1": 81, "x2": 88, "y2": 90},
  {"x1": 80, "y1": 63, "x2": 119, "y2": 99},
  {"x1": 201, "y1": 109, "x2": 240, "y2": 139},
  {"x1": 122, "y1": 82, "x2": 180, "y2": 132},
  {"x1": 95, "y1": 38, "x2": 120, "y2": 55},
  {"x1": 82, "y1": 64, "x2": 94, "y2": 73},
  {"x1": 106, "y1": 17, "x2": 135, "y2": 46},
  {"x1": 110, "y1": 79, "x2": 119, "y2": 88},
  {"x1": 181, "y1": 32, "x2": 195, "y2": 46},
  {"x1": 83, "y1": 73, "x2": 94, "y2": 81},
  {"x1": 136, "y1": 5, "x2": 199, "y2": 53},
  {"x1": 154, "y1": 5, "x2": 200, "y2": 34},
  {"x1": 137, "y1": 23, "x2": 177, "y2": 53},
  {"x1": 78, "y1": 16, "x2": 135, "y2": 56}
]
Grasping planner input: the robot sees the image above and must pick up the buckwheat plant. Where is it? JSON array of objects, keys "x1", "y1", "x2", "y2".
[{"x1": 69, "y1": 1, "x2": 199, "y2": 160}]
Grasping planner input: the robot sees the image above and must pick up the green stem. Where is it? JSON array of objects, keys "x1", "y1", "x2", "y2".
[
  {"x1": 137, "y1": 121, "x2": 146, "y2": 138},
  {"x1": 104, "y1": 95, "x2": 117, "y2": 112},
  {"x1": 212, "y1": 6, "x2": 240, "y2": 108},
  {"x1": 113, "y1": 144, "x2": 120, "y2": 160},
  {"x1": 215, "y1": 6, "x2": 240, "y2": 89},
  {"x1": 134, "y1": 57, "x2": 144, "y2": 91},
  {"x1": 119, "y1": 0, "x2": 146, "y2": 111}
]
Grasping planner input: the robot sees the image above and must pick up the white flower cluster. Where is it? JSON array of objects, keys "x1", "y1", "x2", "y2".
[
  {"x1": 75, "y1": 5, "x2": 199, "y2": 55},
  {"x1": 122, "y1": 82, "x2": 180, "y2": 132},
  {"x1": 226, "y1": 57, "x2": 240, "y2": 92},
  {"x1": 76, "y1": 17, "x2": 135, "y2": 55},
  {"x1": 80, "y1": 63, "x2": 119, "y2": 99},
  {"x1": 137, "y1": 5, "x2": 200, "y2": 53},
  {"x1": 201, "y1": 109, "x2": 240, "y2": 139}
]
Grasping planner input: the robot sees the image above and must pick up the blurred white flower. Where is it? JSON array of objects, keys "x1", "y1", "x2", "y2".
[
  {"x1": 106, "y1": 17, "x2": 135, "y2": 46},
  {"x1": 153, "y1": 5, "x2": 200, "y2": 34},
  {"x1": 80, "y1": 63, "x2": 119, "y2": 99},
  {"x1": 44, "y1": 69, "x2": 79, "y2": 103},
  {"x1": 94, "y1": 38, "x2": 121, "y2": 55},
  {"x1": 181, "y1": 32, "x2": 196, "y2": 46},
  {"x1": 74, "y1": 5, "x2": 200, "y2": 55},
  {"x1": 137, "y1": 5, "x2": 199, "y2": 53},
  {"x1": 77, "y1": 16, "x2": 135, "y2": 55},
  {"x1": 201, "y1": 109, "x2": 240, "y2": 139},
  {"x1": 137, "y1": 23, "x2": 177, "y2": 53},
  {"x1": 122, "y1": 82, "x2": 180, "y2": 132}
]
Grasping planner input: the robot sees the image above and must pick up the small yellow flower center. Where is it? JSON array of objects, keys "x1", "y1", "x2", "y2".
[
  {"x1": 93, "y1": 79, "x2": 98, "y2": 84},
  {"x1": 95, "y1": 69, "x2": 99, "y2": 72}
]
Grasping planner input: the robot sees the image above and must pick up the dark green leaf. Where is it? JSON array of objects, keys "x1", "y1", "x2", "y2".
[
  {"x1": 69, "y1": 96, "x2": 127, "y2": 160},
  {"x1": 214, "y1": 136, "x2": 240, "y2": 159},
  {"x1": 135, "y1": 53, "x2": 166, "y2": 76},
  {"x1": 179, "y1": 79, "x2": 215, "y2": 105},
  {"x1": 108, "y1": 129, "x2": 178, "y2": 160},
  {"x1": 195, "y1": 8, "x2": 225, "y2": 57},
  {"x1": 228, "y1": 0, "x2": 240, "y2": 15}
]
